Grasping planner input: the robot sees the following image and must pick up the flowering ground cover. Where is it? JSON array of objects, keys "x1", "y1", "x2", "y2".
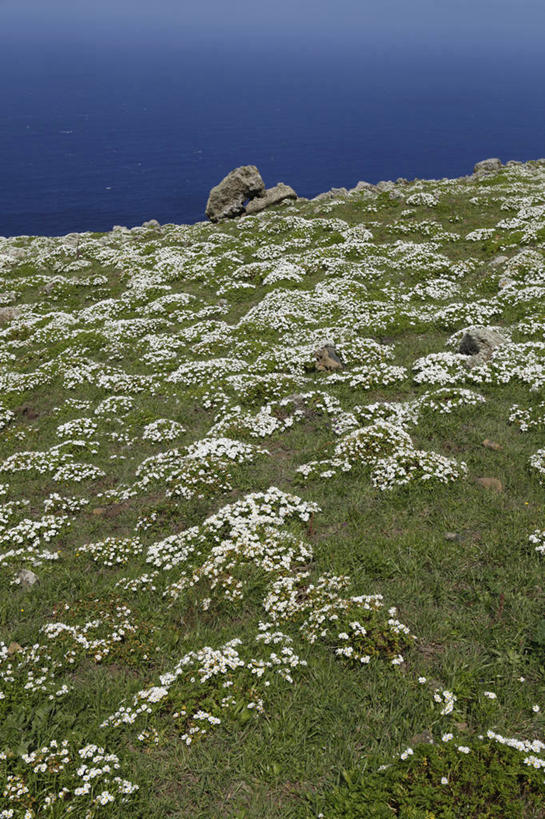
[{"x1": 1, "y1": 160, "x2": 545, "y2": 816}]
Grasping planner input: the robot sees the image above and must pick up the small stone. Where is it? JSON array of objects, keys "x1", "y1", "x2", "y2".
[
  {"x1": 7, "y1": 642, "x2": 22, "y2": 655},
  {"x1": 490, "y1": 254, "x2": 508, "y2": 266},
  {"x1": 482, "y1": 439, "x2": 502, "y2": 451},
  {"x1": 0, "y1": 307, "x2": 21, "y2": 324},
  {"x1": 444, "y1": 532, "x2": 462, "y2": 542},
  {"x1": 411, "y1": 729, "x2": 434, "y2": 745},
  {"x1": 314, "y1": 345, "x2": 344, "y2": 372},
  {"x1": 17, "y1": 569, "x2": 38, "y2": 587},
  {"x1": 476, "y1": 477, "x2": 503, "y2": 493}
]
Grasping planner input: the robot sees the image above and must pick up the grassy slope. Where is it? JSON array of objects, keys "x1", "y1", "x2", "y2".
[{"x1": 1, "y1": 162, "x2": 545, "y2": 817}]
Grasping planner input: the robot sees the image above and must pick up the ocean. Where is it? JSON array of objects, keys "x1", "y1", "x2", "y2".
[{"x1": 1, "y1": 35, "x2": 545, "y2": 237}]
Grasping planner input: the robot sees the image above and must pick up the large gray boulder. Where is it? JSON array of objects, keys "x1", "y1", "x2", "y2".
[
  {"x1": 458, "y1": 327, "x2": 508, "y2": 367},
  {"x1": 206, "y1": 165, "x2": 265, "y2": 222},
  {"x1": 473, "y1": 158, "x2": 502, "y2": 175},
  {"x1": 245, "y1": 183, "x2": 297, "y2": 215}
]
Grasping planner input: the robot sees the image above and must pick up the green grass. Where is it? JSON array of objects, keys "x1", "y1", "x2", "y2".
[{"x1": 1, "y1": 162, "x2": 545, "y2": 816}]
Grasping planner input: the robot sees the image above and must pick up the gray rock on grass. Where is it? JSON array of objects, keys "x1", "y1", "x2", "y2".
[
  {"x1": 206, "y1": 165, "x2": 265, "y2": 222},
  {"x1": 245, "y1": 183, "x2": 297, "y2": 215},
  {"x1": 16, "y1": 569, "x2": 38, "y2": 587},
  {"x1": 0, "y1": 307, "x2": 21, "y2": 324},
  {"x1": 351, "y1": 180, "x2": 375, "y2": 193},
  {"x1": 458, "y1": 327, "x2": 508, "y2": 366},
  {"x1": 473, "y1": 158, "x2": 502, "y2": 175},
  {"x1": 312, "y1": 187, "x2": 349, "y2": 202},
  {"x1": 314, "y1": 345, "x2": 344, "y2": 372}
]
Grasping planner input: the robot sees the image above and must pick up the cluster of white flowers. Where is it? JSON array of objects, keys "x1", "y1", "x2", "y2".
[
  {"x1": 41, "y1": 603, "x2": 138, "y2": 664},
  {"x1": 298, "y1": 420, "x2": 467, "y2": 490},
  {"x1": 529, "y1": 448, "x2": 545, "y2": 482},
  {"x1": 406, "y1": 192, "x2": 439, "y2": 207},
  {"x1": 76, "y1": 536, "x2": 144, "y2": 567},
  {"x1": 433, "y1": 689, "x2": 457, "y2": 715},
  {"x1": 0, "y1": 402, "x2": 15, "y2": 431},
  {"x1": 0, "y1": 739, "x2": 139, "y2": 815},
  {"x1": 508, "y1": 400, "x2": 545, "y2": 431},
  {"x1": 0, "y1": 512, "x2": 68, "y2": 569},
  {"x1": 529, "y1": 529, "x2": 545, "y2": 554},
  {"x1": 142, "y1": 418, "x2": 186, "y2": 441},
  {"x1": 145, "y1": 487, "x2": 318, "y2": 570},
  {"x1": 101, "y1": 629, "x2": 306, "y2": 739},
  {"x1": 263, "y1": 572, "x2": 415, "y2": 664}
]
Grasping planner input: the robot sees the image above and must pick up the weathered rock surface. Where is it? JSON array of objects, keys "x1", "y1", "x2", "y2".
[
  {"x1": 376, "y1": 180, "x2": 396, "y2": 192},
  {"x1": 206, "y1": 165, "x2": 265, "y2": 222},
  {"x1": 458, "y1": 327, "x2": 508, "y2": 366},
  {"x1": 473, "y1": 157, "x2": 502, "y2": 175},
  {"x1": 142, "y1": 219, "x2": 161, "y2": 230},
  {"x1": 314, "y1": 345, "x2": 344, "y2": 372},
  {"x1": 16, "y1": 569, "x2": 39, "y2": 587},
  {"x1": 0, "y1": 307, "x2": 21, "y2": 324},
  {"x1": 483, "y1": 439, "x2": 502, "y2": 451},
  {"x1": 312, "y1": 187, "x2": 349, "y2": 202},
  {"x1": 490, "y1": 254, "x2": 508, "y2": 266},
  {"x1": 245, "y1": 183, "x2": 297, "y2": 215},
  {"x1": 476, "y1": 477, "x2": 503, "y2": 493},
  {"x1": 351, "y1": 180, "x2": 375, "y2": 193}
]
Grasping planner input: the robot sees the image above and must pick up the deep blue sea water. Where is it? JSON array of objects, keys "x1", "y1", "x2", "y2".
[{"x1": 2, "y1": 35, "x2": 545, "y2": 237}]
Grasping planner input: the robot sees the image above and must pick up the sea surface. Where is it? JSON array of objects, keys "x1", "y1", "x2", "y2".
[{"x1": 1, "y1": 36, "x2": 545, "y2": 237}]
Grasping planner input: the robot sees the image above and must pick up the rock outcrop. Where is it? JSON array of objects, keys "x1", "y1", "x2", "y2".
[
  {"x1": 314, "y1": 345, "x2": 344, "y2": 372},
  {"x1": 245, "y1": 183, "x2": 297, "y2": 215},
  {"x1": 458, "y1": 327, "x2": 508, "y2": 366},
  {"x1": 205, "y1": 166, "x2": 265, "y2": 222},
  {"x1": 473, "y1": 158, "x2": 502, "y2": 175}
]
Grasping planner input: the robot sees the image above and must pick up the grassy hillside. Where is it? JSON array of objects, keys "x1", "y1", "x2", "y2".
[{"x1": 1, "y1": 160, "x2": 545, "y2": 817}]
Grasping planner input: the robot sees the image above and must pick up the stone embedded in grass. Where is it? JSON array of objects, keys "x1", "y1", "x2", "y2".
[
  {"x1": 15, "y1": 568, "x2": 39, "y2": 587},
  {"x1": 476, "y1": 477, "x2": 503, "y2": 492},
  {"x1": 457, "y1": 327, "x2": 508, "y2": 366},
  {"x1": 313, "y1": 344, "x2": 344, "y2": 371},
  {"x1": 482, "y1": 439, "x2": 502, "y2": 451}
]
